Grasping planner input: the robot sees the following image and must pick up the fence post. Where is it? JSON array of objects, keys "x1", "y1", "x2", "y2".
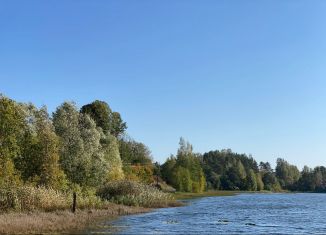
[{"x1": 72, "y1": 192, "x2": 77, "y2": 213}]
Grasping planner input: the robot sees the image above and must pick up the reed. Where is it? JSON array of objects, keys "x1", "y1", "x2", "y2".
[
  {"x1": 0, "y1": 186, "x2": 106, "y2": 212},
  {"x1": 97, "y1": 180, "x2": 181, "y2": 208}
]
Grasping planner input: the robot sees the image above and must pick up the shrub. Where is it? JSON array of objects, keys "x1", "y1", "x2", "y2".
[{"x1": 97, "y1": 180, "x2": 175, "y2": 208}]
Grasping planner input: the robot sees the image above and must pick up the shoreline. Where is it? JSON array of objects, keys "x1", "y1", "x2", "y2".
[
  {"x1": 0, "y1": 203, "x2": 151, "y2": 234},
  {"x1": 173, "y1": 190, "x2": 277, "y2": 200},
  {"x1": 0, "y1": 190, "x2": 282, "y2": 234}
]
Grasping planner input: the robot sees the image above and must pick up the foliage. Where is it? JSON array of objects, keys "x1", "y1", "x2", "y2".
[
  {"x1": 53, "y1": 102, "x2": 125, "y2": 187},
  {"x1": 16, "y1": 104, "x2": 67, "y2": 189},
  {"x1": 201, "y1": 149, "x2": 258, "y2": 190},
  {"x1": 256, "y1": 173, "x2": 264, "y2": 191},
  {"x1": 275, "y1": 158, "x2": 300, "y2": 190},
  {"x1": 123, "y1": 164, "x2": 154, "y2": 184},
  {"x1": 97, "y1": 180, "x2": 174, "y2": 208},
  {"x1": 53, "y1": 102, "x2": 86, "y2": 186},
  {"x1": 0, "y1": 95, "x2": 25, "y2": 187},
  {"x1": 80, "y1": 100, "x2": 126, "y2": 137},
  {"x1": 101, "y1": 133, "x2": 125, "y2": 181},
  {"x1": 246, "y1": 169, "x2": 257, "y2": 191},
  {"x1": 161, "y1": 138, "x2": 206, "y2": 193},
  {"x1": 119, "y1": 136, "x2": 153, "y2": 165}
]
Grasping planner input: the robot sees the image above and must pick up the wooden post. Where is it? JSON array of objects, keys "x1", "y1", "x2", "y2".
[{"x1": 72, "y1": 192, "x2": 77, "y2": 213}]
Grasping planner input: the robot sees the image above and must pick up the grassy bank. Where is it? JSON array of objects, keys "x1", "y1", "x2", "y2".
[
  {"x1": 0, "y1": 203, "x2": 150, "y2": 234},
  {"x1": 0, "y1": 182, "x2": 182, "y2": 234}
]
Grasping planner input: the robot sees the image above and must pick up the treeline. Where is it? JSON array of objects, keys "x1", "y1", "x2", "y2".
[
  {"x1": 160, "y1": 139, "x2": 326, "y2": 193},
  {"x1": 0, "y1": 95, "x2": 155, "y2": 191},
  {"x1": 2, "y1": 94, "x2": 326, "y2": 195}
]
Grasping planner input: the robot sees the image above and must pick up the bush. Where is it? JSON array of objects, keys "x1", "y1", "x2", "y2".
[{"x1": 97, "y1": 180, "x2": 175, "y2": 208}]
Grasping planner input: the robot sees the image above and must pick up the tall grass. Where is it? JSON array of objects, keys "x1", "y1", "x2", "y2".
[
  {"x1": 0, "y1": 186, "x2": 105, "y2": 212},
  {"x1": 97, "y1": 180, "x2": 179, "y2": 208}
]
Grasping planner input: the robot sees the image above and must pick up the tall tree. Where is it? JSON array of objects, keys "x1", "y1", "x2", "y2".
[
  {"x1": 100, "y1": 132, "x2": 124, "y2": 181},
  {"x1": 246, "y1": 169, "x2": 257, "y2": 191},
  {"x1": 0, "y1": 95, "x2": 25, "y2": 187},
  {"x1": 119, "y1": 136, "x2": 153, "y2": 164},
  {"x1": 34, "y1": 106, "x2": 67, "y2": 188},
  {"x1": 165, "y1": 138, "x2": 206, "y2": 192},
  {"x1": 53, "y1": 102, "x2": 85, "y2": 186},
  {"x1": 275, "y1": 158, "x2": 300, "y2": 189},
  {"x1": 80, "y1": 100, "x2": 127, "y2": 137}
]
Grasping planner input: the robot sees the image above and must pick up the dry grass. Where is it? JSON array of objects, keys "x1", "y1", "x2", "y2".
[
  {"x1": 0, "y1": 186, "x2": 105, "y2": 212},
  {"x1": 0, "y1": 203, "x2": 150, "y2": 234},
  {"x1": 97, "y1": 180, "x2": 180, "y2": 208},
  {"x1": 0, "y1": 184, "x2": 183, "y2": 234}
]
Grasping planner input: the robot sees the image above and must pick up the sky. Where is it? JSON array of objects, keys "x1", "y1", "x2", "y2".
[{"x1": 1, "y1": 1, "x2": 326, "y2": 169}]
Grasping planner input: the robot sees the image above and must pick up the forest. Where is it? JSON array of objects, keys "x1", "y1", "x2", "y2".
[
  {"x1": 161, "y1": 140, "x2": 326, "y2": 193},
  {"x1": 1, "y1": 93, "x2": 326, "y2": 208}
]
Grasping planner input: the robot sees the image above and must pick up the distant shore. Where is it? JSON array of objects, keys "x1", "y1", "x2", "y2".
[{"x1": 173, "y1": 190, "x2": 280, "y2": 200}]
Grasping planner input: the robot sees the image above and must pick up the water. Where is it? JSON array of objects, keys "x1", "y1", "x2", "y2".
[{"x1": 88, "y1": 193, "x2": 326, "y2": 234}]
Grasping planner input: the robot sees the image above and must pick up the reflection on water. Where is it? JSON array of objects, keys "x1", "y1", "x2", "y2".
[{"x1": 87, "y1": 193, "x2": 326, "y2": 234}]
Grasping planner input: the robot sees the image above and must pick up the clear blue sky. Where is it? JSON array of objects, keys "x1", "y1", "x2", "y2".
[{"x1": 1, "y1": 1, "x2": 326, "y2": 169}]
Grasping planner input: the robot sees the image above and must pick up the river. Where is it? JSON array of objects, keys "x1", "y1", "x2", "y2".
[{"x1": 86, "y1": 193, "x2": 326, "y2": 234}]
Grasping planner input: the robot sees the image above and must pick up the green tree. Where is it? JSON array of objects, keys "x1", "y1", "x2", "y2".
[
  {"x1": 81, "y1": 100, "x2": 127, "y2": 137},
  {"x1": 275, "y1": 158, "x2": 300, "y2": 190},
  {"x1": 0, "y1": 95, "x2": 25, "y2": 187},
  {"x1": 246, "y1": 169, "x2": 257, "y2": 191},
  {"x1": 119, "y1": 136, "x2": 152, "y2": 165},
  {"x1": 297, "y1": 166, "x2": 315, "y2": 191},
  {"x1": 111, "y1": 112, "x2": 127, "y2": 138},
  {"x1": 35, "y1": 107, "x2": 67, "y2": 189},
  {"x1": 164, "y1": 138, "x2": 206, "y2": 193},
  {"x1": 256, "y1": 173, "x2": 264, "y2": 191},
  {"x1": 100, "y1": 132, "x2": 124, "y2": 181},
  {"x1": 53, "y1": 102, "x2": 85, "y2": 186},
  {"x1": 161, "y1": 155, "x2": 176, "y2": 185},
  {"x1": 174, "y1": 166, "x2": 192, "y2": 192}
]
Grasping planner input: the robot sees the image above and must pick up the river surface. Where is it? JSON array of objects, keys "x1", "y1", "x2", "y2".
[{"x1": 86, "y1": 193, "x2": 326, "y2": 234}]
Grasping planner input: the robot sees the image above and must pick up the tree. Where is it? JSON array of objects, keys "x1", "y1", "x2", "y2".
[
  {"x1": 34, "y1": 107, "x2": 67, "y2": 189},
  {"x1": 162, "y1": 138, "x2": 206, "y2": 193},
  {"x1": 174, "y1": 166, "x2": 192, "y2": 192},
  {"x1": 53, "y1": 102, "x2": 85, "y2": 186},
  {"x1": 275, "y1": 158, "x2": 300, "y2": 190},
  {"x1": 161, "y1": 155, "x2": 177, "y2": 185},
  {"x1": 81, "y1": 100, "x2": 127, "y2": 137},
  {"x1": 259, "y1": 162, "x2": 272, "y2": 172},
  {"x1": 119, "y1": 136, "x2": 152, "y2": 165},
  {"x1": 246, "y1": 169, "x2": 257, "y2": 191},
  {"x1": 16, "y1": 104, "x2": 67, "y2": 189},
  {"x1": 201, "y1": 149, "x2": 258, "y2": 190},
  {"x1": 297, "y1": 166, "x2": 315, "y2": 191},
  {"x1": 111, "y1": 112, "x2": 127, "y2": 138},
  {"x1": 80, "y1": 100, "x2": 112, "y2": 134},
  {"x1": 100, "y1": 132, "x2": 124, "y2": 181},
  {"x1": 53, "y1": 101, "x2": 126, "y2": 188},
  {"x1": 256, "y1": 173, "x2": 264, "y2": 191},
  {"x1": 0, "y1": 95, "x2": 25, "y2": 187}
]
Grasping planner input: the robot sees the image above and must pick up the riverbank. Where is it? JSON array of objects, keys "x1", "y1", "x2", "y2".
[
  {"x1": 0, "y1": 190, "x2": 267, "y2": 234},
  {"x1": 0, "y1": 203, "x2": 151, "y2": 234}
]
